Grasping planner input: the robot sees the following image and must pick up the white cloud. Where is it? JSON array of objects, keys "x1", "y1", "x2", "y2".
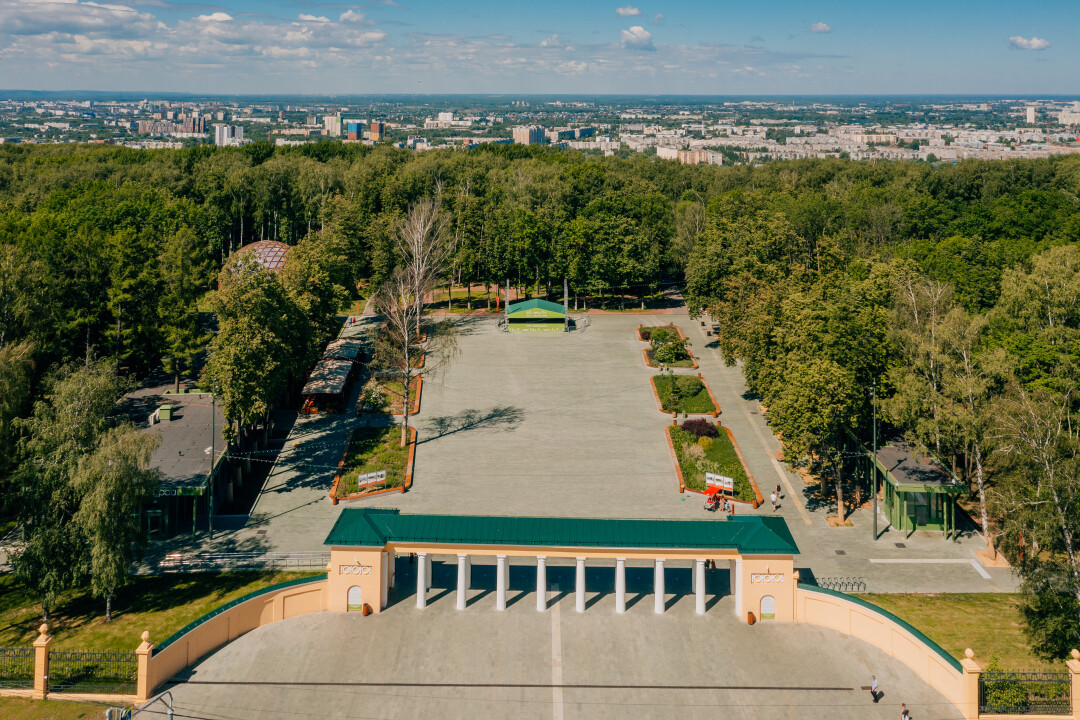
[
  {"x1": 557, "y1": 60, "x2": 587, "y2": 74},
  {"x1": 539, "y1": 34, "x2": 560, "y2": 47},
  {"x1": 338, "y1": 10, "x2": 369, "y2": 24},
  {"x1": 1009, "y1": 35, "x2": 1050, "y2": 50},
  {"x1": 195, "y1": 12, "x2": 232, "y2": 22},
  {"x1": 620, "y1": 25, "x2": 654, "y2": 51},
  {"x1": 298, "y1": 14, "x2": 330, "y2": 23},
  {"x1": 809, "y1": 22, "x2": 832, "y2": 33},
  {"x1": 615, "y1": 6, "x2": 641, "y2": 17},
  {"x1": 652, "y1": 13, "x2": 664, "y2": 26}
]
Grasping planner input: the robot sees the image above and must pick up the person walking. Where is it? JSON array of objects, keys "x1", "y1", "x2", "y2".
[
  {"x1": 870, "y1": 675, "x2": 879, "y2": 702},
  {"x1": 770, "y1": 491, "x2": 779, "y2": 511},
  {"x1": 900, "y1": 702, "x2": 910, "y2": 719},
  {"x1": 775, "y1": 482, "x2": 782, "y2": 500}
]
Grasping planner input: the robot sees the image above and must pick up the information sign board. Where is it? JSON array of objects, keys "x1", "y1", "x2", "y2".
[
  {"x1": 356, "y1": 470, "x2": 387, "y2": 489},
  {"x1": 705, "y1": 473, "x2": 734, "y2": 492}
]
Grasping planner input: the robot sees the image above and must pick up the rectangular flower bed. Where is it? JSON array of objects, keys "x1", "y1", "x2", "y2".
[
  {"x1": 651, "y1": 374, "x2": 718, "y2": 415},
  {"x1": 357, "y1": 375, "x2": 422, "y2": 416},
  {"x1": 639, "y1": 325, "x2": 696, "y2": 368},
  {"x1": 637, "y1": 323, "x2": 687, "y2": 342},
  {"x1": 666, "y1": 421, "x2": 760, "y2": 504},
  {"x1": 330, "y1": 425, "x2": 416, "y2": 501}
]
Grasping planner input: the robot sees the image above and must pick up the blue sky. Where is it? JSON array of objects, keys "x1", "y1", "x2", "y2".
[{"x1": 0, "y1": 0, "x2": 1074, "y2": 94}]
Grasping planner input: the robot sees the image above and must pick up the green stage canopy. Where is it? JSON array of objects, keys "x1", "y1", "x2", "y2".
[{"x1": 506, "y1": 298, "x2": 566, "y2": 333}]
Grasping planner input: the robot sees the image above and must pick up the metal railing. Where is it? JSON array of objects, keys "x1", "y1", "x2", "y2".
[
  {"x1": 158, "y1": 550, "x2": 331, "y2": 572},
  {"x1": 48, "y1": 650, "x2": 138, "y2": 695},
  {"x1": 0, "y1": 646, "x2": 35, "y2": 689},
  {"x1": 811, "y1": 576, "x2": 867, "y2": 593},
  {"x1": 979, "y1": 670, "x2": 1072, "y2": 716}
]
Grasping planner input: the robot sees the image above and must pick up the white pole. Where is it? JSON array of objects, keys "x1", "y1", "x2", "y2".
[
  {"x1": 615, "y1": 558, "x2": 626, "y2": 614},
  {"x1": 536, "y1": 557, "x2": 547, "y2": 612},
  {"x1": 425, "y1": 554, "x2": 433, "y2": 591},
  {"x1": 733, "y1": 558, "x2": 743, "y2": 619},
  {"x1": 695, "y1": 559, "x2": 706, "y2": 615},
  {"x1": 575, "y1": 558, "x2": 586, "y2": 613},
  {"x1": 654, "y1": 559, "x2": 666, "y2": 614},
  {"x1": 456, "y1": 554, "x2": 468, "y2": 611},
  {"x1": 496, "y1": 555, "x2": 508, "y2": 611},
  {"x1": 416, "y1": 552, "x2": 428, "y2": 610}
]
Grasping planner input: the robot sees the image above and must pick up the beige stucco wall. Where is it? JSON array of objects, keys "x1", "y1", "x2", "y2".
[
  {"x1": 327, "y1": 548, "x2": 386, "y2": 613},
  {"x1": 143, "y1": 581, "x2": 327, "y2": 698},
  {"x1": 795, "y1": 587, "x2": 964, "y2": 710},
  {"x1": 738, "y1": 555, "x2": 796, "y2": 622}
]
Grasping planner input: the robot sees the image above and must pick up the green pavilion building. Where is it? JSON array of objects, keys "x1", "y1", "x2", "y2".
[
  {"x1": 870, "y1": 443, "x2": 964, "y2": 539},
  {"x1": 505, "y1": 298, "x2": 567, "y2": 333}
]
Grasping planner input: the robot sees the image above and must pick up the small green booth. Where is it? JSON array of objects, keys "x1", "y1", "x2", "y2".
[
  {"x1": 870, "y1": 443, "x2": 964, "y2": 539},
  {"x1": 506, "y1": 298, "x2": 566, "y2": 333}
]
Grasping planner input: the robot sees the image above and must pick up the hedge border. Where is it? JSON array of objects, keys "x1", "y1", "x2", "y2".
[
  {"x1": 330, "y1": 425, "x2": 417, "y2": 504},
  {"x1": 665, "y1": 423, "x2": 763, "y2": 508}
]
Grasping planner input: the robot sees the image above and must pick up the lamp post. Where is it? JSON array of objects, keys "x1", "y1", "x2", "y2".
[
  {"x1": 871, "y1": 380, "x2": 878, "y2": 542},
  {"x1": 209, "y1": 391, "x2": 215, "y2": 540}
]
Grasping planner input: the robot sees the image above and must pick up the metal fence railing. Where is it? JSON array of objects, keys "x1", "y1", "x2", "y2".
[
  {"x1": 0, "y1": 646, "x2": 35, "y2": 689},
  {"x1": 810, "y1": 576, "x2": 867, "y2": 593},
  {"x1": 48, "y1": 650, "x2": 138, "y2": 695},
  {"x1": 979, "y1": 670, "x2": 1072, "y2": 716},
  {"x1": 157, "y1": 550, "x2": 331, "y2": 572}
]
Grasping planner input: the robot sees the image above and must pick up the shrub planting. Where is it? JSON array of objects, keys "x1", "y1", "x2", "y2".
[
  {"x1": 652, "y1": 374, "x2": 717, "y2": 414},
  {"x1": 681, "y1": 418, "x2": 720, "y2": 438}
]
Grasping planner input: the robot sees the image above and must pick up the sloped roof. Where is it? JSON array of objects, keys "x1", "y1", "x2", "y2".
[
  {"x1": 506, "y1": 298, "x2": 566, "y2": 317},
  {"x1": 324, "y1": 508, "x2": 799, "y2": 555},
  {"x1": 323, "y1": 337, "x2": 363, "y2": 361},
  {"x1": 301, "y1": 359, "x2": 353, "y2": 397}
]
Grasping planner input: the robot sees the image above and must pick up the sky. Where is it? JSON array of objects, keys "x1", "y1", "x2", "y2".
[{"x1": 0, "y1": 0, "x2": 1075, "y2": 95}]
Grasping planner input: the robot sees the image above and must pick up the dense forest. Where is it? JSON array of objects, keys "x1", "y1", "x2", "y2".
[{"x1": 1, "y1": 141, "x2": 1079, "y2": 652}]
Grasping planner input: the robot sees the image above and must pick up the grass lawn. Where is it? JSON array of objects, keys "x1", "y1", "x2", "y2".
[
  {"x1": 335, "y1": 425, "x2": 411, "y2": 497},
  {"x1": 0, "y1": 697, "x2": 110, "y2": 720},
  {"x1": 0, "y1": 571, "x2": 321, "y2": 653},
  {"x1": 653, "y1": 374, "x2": 716, "y2": 414},
  {"x1": 855, "y1": 593, "x2": 1055, "y2": 670},
  {"x1": 668, "y1": 425, "x2": 755, "y2": 501}
]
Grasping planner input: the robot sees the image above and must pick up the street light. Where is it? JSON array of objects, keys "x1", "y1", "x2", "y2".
[{"x1": 871, "y1": 380, "x2": 878, "y2": 542}]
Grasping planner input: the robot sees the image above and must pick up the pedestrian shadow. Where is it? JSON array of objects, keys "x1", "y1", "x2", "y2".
[{"x1": 419, "y1": 406, "x2": 524, "y2": 444}]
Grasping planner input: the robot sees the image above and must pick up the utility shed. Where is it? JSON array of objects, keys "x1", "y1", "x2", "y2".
[
  {"x1": 872, "y1": 443, "x2": 964, "y2": 539},
  {"x1": 323, "y1": 337, "x2": 363, "y2": 362},
  {"x1": 505, "y1": 298, "x2": 566, "y2": 333},
  {"x1": 300, "y1": 359, "x2": 356, "y2": 414}
]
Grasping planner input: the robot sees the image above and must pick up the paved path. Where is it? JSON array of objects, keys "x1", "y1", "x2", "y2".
[{"x1": 142, "y1": 559, "x2": 958, "y2": 720}]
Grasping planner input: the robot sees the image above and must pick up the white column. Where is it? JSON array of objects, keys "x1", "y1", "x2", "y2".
[
  {"x1": 416, "y1": 552, "x2": 428, "y2": 610},
  {"x1": 536, "y1": 557, "x2": 548, "y2": 612},
  {"x1": 733, "y1": 558, "x2": 743, "y2": 619},
  {"x1": 575, "y1": 558, "x2": 586, "y2": 613},
  {"x1": 456, "y1": 554, "x2": 468, "y2": 611},
  {"x1": 695, "y1": 559, "x2": 706, "y2": 615},
  {"x1": 425, "y1": 554, "x2": 433, "y2": 591},
  {"x1": 465, "y1": 555, "x2": 472, "y2": 589},
  {"x1": 615, "y1": 558, "x2": 626, "y2": 614},
  {"x1": 381, "y1": 552, "x2": 389, "y2": 609},
  {"x1": 387, "y1": 551, "x2": 395, "y2": 589},
  {"x1": 496, "y1": 555, "x2": 508, "y2": 611},
  {"x1": 692, "y1": 561, "x2": 698, "y2": 594},
  {"x1": 654, "y1": 559, "x2": 666, "y2": 614}
]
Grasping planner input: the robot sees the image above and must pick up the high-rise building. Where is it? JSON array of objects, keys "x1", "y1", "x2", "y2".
[
  {"x1": 1026, "y1": 106, "x2": 1037, "y2": 124},
  {"x1": 214, "y1": 124, "x2": 244, "y2": 147},
  {"x1": 370, "y1": 121, "x2": 385, "y2": 142},
  {"x1": 323, "y1": 113, "x2": 342, "y2": 137},
  {"x1": 513, "y1": 125, "x2": 547, "y2": 145}
]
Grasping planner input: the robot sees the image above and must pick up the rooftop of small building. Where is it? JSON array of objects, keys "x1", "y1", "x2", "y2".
[
  {"x1": 875, "y1": 443, "x2": 960, "y2": 490},
  {"x1": 506, "y1": 298, "x2": 566, "y2": 316},
  {"x1": 324, "y1": 508, "x2": 799, "y2": 556}
]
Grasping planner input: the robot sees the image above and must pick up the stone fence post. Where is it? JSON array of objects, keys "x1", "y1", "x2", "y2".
[
  {"x1": 32, "y1": 623, "x2": 51, "y2": 700},
  {"x1": 959, "y1": 648, "x2": 980, "y2": 720},
  {"x1": 1067, "y1": 649, "x2": 1080, "y2": 720},
  {"x1": 136, "y1": 630, "x2": 155, "y2": 703}
]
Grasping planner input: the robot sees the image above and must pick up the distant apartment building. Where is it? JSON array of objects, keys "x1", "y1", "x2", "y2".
[
  {"x1": 1059, "y1": 103, "x2": 1080, "y2": 126},
  {"x1": 513, "y1": 125, "x2": 547, "y2": 145},
  {"x1": 214, "y1": 124, "x2": 245, "y2": 147},
  {"x1": 323, "y1": 114, "x2": 342, "y2": 137},
  {"x1": 346, "y1": 121, "x2": 364, "y2": 141},
  {"x1": 370, "y1": 121, "x2": 386, "y2": 142},
  {"x1": 655, "y1": 146, "x2": 722, "y2": 165},
  {"x1": 1026, "y1": 106, "x2": 1037, "y2": 124}
]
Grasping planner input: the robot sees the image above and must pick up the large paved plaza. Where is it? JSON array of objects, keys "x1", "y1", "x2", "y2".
[
  {"x1": 141, "y1": 557, "x2": 957, "y2": 720},
  {"x1": 183, "y1": 312, "x2": 1015, "y2": 594}
]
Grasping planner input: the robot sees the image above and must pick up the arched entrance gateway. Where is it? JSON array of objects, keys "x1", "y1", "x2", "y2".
[{"x1": 324, "y1": 508, "x2": 800, "y2": 620}]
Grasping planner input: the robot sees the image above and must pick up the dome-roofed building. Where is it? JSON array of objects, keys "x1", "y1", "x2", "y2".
[{"x1": 234, "y1": 240, "x2": 290, "y2": 273}]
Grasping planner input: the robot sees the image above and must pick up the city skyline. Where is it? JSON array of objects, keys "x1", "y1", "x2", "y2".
[{"x1": 0, "y1": 0, "x2": 1076, "y2": 96}]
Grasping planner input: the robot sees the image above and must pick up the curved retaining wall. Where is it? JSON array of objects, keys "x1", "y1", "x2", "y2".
[
  {"x1": 795, "y1": 584, "x2": 964, "y2": 711},
  {"x1": 140, "y1": 575, "x2": 328, "y2": 700}
]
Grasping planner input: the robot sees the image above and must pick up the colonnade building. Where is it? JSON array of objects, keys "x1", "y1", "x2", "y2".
[{"x1": 324, "y1": 508, "x2": 800, "y2": 621}]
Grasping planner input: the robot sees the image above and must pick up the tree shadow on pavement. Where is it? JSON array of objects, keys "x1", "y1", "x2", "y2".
[{"x1": 419, "y1": 406, "x2": 524, "y2": 444}]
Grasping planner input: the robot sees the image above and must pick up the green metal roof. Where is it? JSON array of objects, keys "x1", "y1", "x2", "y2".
[
  {"x1": 324, "y1": 509, "x2": 800, "y2": 555},
  {"x1": 506, "y1": 298, "x2": 566, "y2": 318}
]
